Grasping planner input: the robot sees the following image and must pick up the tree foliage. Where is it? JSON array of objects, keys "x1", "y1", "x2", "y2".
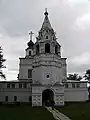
[
  {"x1": 67, "y1": 73, "x2": 82, "y2": 81},
  {"x1": 84, "y1": 69, "x2": 90, "y2": 81},
  {"x1": 0, "y1": 46, "x2": 6, "y2": 79}
]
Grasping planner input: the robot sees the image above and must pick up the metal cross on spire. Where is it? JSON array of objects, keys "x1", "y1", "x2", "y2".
[
  {"x1": 45, "y1": 8, "x2": 47, "y2": 12},
  {"x1": 44, "y1": 8, "x2": 48, "y2": 16},
  {"x1": 29, "y1": 31, "x2": 34, "y2": 41}
]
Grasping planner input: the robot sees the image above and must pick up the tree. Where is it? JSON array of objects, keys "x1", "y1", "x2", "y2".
[
  {"x1": 77, "y1": 76, "x2": 82, "y2": 81},
  {"x1": 84, "y1": 69, "x2": 90, "y2": 81},
  {"x1": 0, "y1": 46, "x2": 6, "y2": 79},
  {"x1": 67, "y1": 73, "x2": 82, "y2": 81}
]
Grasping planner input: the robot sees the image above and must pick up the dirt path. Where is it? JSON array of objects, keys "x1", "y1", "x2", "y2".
[{"x1": 46, "y1": 107, "x2": 71, "y2": 120}]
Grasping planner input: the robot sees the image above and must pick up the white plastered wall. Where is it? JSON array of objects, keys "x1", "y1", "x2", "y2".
[
  {"x1": 32, "y1": 66, "x2": 62, "y2": 85},
  {"x1": 64, "y1": 82, "x2": 88, "y2": 102},
  {"x1": 32, "y1": 85, "x2": 64, "y2": 106}
]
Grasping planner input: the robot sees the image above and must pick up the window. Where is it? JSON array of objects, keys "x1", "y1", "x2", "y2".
[
  {"x1": 65, "y1": 84, "x2": 68, "y2": 88},
  {"x1": 46, "y1": 30, "x2": 48, "y2": 33},
  {"x1": 19, "y1": 84, "x2": 22, "y2": 88},
  {"x1": 46, "y1": 36, "x2": 48, "y2": 39},
  {"x1": 46, "y1": 74, "x2": 49, "y2": 78},
  {"x1": 55, "y1": 45, "x2": 58, "y2": 54},
  {"x1": 7, "y1": 84, "x2": 10, "y2": 88},
  {"x1": 29, "y1": 51, "x2": 31, "y2": 56},
  {"x1": 36, "y1": 44, "x2": 39, "y2": 54},
  {"x1": 45, "y1": 43, "x2": 50, "y2": 53},
  {"x1": 72, "y1": 83, "x2": 75, "y2": 88},
  {"x1": 76, "y1": 83, "x2": 80, "y2": 88},
  {"x1": 28, "y1": 69, "x2": 32, "y2": 78},
  {"x1": 23, "y1": 83, "x2": 27, "y2": 88},
  {"x1": 12, "y1": 84, "x2": 15, "y2": 88},
  {"x1": 14, "y1": 96, "x2": 17, "y2": 102},
  {"x1": 5, "y1": 96, "x2": 8, "y2": 102}
]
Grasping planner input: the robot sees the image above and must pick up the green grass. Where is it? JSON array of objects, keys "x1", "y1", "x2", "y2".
[
  {"x1": 56, "y1": 102, "x2": 90, "y2": 120},
  {"x1": 0, "y1": 104, "x2": 55, "y2": 120}
]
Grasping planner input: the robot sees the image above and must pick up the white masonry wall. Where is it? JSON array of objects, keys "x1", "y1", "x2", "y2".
[
  {"x1": 0, "y1": 82, "x2": 32, "y2": 103},
  {"x1": 32, "y1": 54, "x2": 67, "y2": 85},
  {"x1": 64, "y1": 82, "x2": 88, "y2": 102},
  {"x1": 32, "y1": 85, "x2": 64, "y2": 106},
  {"x1": 19, "y1": 58, "x2": 33, "y2": 81}
]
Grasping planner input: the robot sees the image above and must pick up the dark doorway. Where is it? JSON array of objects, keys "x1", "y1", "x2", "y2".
[
  {"x1": 42, "y1": 89, "x2": 54, "y2": 106},
  {"x1": 45, "y1": 43, "x2": 50, "y2": 53}
]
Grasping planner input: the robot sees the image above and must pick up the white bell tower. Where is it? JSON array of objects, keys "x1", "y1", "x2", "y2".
[{"x1": 32, "y1": 9, "x2": 67, "y2": 85}]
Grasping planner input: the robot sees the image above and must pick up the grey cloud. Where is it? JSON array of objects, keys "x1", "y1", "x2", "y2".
[
  {"x1": 0, "y1": 0, "x2": 55, "y2": 37},
  {"x1": 68, "y1": 63, "x2": 90, "y2": 74}
]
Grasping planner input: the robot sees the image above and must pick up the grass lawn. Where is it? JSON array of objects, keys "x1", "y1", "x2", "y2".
[
  {"x1": 0, "y1": 104, "x2": 55, "y2": 120},
  {"x1": 56, "y1": 102, "x2": 90, "y2": 120}
]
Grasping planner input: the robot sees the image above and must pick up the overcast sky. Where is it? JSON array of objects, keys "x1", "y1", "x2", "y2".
[{"x1": 0, "y1": 0, "x2": 90, "y2": 80}]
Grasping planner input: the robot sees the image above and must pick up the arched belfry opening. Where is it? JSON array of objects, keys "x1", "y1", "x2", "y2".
[
  {"x1": 55, "y1": 45, "x2": 58, "y2": 54},
  {"x1": 45, "y1": 43, "x2": 50, "y2": 53},
  {"x1": 42, "y1": 89, "x2": 54, "y2": 106},
  {"x1": 36, "y1": 44, "x2": 39, "y2": 54}
]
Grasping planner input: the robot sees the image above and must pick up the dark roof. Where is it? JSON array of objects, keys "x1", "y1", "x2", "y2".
[{"x1": 27, "y1": 40, "x2": 34, "y2": 49}]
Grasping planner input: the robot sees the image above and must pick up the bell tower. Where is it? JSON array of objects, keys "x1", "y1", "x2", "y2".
[
  {"x1": 33, "y1": 9, "x2": 61, "y2": 56},
  {"x1": 32, "y1": 9, "x2": 67, "y2": 85}
]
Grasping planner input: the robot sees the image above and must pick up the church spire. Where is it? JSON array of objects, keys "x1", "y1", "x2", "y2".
[
  {"x1": 36, "y1": 9, "x2": 56, "y2": 41},
  {"x1": 40, "y1": 8, "x2": 52, "y2": 30}
]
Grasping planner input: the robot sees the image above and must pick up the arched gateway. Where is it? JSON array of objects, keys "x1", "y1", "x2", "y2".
[{"x1": 42, "y1": 89, "x2": 54, "y2": 106}]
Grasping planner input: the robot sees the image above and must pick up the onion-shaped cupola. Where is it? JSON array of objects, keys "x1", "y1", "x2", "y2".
[
  {"x1": 27, "y1": 31, "x2": 34, "y2": 49},
  {"x1": 27, "y1": 40, "x2": 34, "y2": 49},
  {"x1": 26, "y1": 31, "x2": 34, "y2": 57}
]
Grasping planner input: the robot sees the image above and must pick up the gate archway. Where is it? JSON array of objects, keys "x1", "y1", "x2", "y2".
[{"x1": 42, "y1": 89, "x2": 54, "y2": 106}]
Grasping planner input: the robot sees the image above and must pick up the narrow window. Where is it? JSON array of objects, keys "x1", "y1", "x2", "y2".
[
  {"x1": 46, "y1": 36, "x2": 48, "y2": 39},
  {"x1": 28, "y1": 69, "x2": 32, "y2": 78},
  {"x1": 12, "y1": 84, "x2": 15, "y2": 88},
  {"x1": 19, "y1": 84, "x2": 22, "y2": 88},
  {"x1": 23, "y1": 83, "x2": 27, "y2": 88},
  {"x1": 29, "y1": 51, "x2": 31, "y2": 56},
  {"x1": 72, "y1": 83, "x2": 75, "y2": 88},
  {"x1": 45, "y1": 43, "x2": 50, "y2": 53},
  {"x1": 5, "y1": 96, "x2": 8, "y2": 102},
  {"x1": 55, "y1": 45, "x2": 58, "y2": 54},
  {"x1": 36, "y1": 44, "x2": 39, "y2": 54},
  {"x1": 14, "y1": 96, "x2": 17, "y2": 102},
  {"x1": 7, "y1": 84, "x2": 10, "y2": 88},
  {"x1": 76, "y1": 83, "x2": 80, "y2": 88}
]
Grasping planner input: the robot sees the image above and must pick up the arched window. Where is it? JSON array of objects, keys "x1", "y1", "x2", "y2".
[
  {"x1": 46, "y1": 36, "x2": 48, "y2": 39},
  {"x1": 45, "y1": 43, "x2": 50, "y2": 53},
  {"x1": 36, "y1": 44, "x2": 39, "y2": 54},
  {"x1": 29, "y1": 51, "x2": 31, "y2": 56},
  {"x1": 55, "y1": 45, "x2": 58, "y2": 54}
]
